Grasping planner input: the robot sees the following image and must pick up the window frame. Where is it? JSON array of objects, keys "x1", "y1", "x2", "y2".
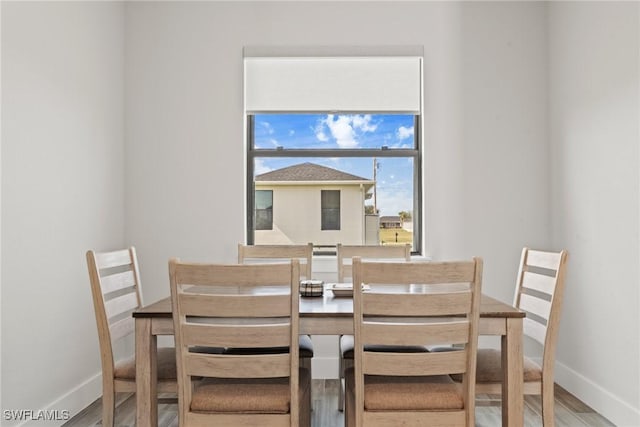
[{"x1": 246, "y1": 114, "x2": 422, "y2": 254}]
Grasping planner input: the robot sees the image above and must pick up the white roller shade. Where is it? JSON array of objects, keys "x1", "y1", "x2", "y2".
[{"x1": 244, "y1": 56, "x2": 422, "y2": 113}]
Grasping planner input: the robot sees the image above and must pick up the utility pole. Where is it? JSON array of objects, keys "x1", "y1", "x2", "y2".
[{"x1": 373, "y1": 158, "x2": 378, "y2": 214}]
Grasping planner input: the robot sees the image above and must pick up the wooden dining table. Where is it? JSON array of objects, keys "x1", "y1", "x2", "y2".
[{"x1": 134, "y1": 285, "x2": 525, "y2": 427}]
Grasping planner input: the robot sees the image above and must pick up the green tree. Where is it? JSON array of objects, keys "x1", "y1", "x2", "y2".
[{"x1": 398, "y1": 210, "x2": 412, "y2": 221}]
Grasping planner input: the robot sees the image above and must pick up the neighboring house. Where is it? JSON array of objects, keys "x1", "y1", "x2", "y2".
[
  {"x1": 380, "y1": 215, "x2": 403, "y2": 229},
  {"x1": 254, "y1": 162, "x2": 375, "y2": 245}
]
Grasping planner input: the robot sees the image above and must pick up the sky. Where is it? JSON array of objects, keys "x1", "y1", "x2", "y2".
[{"x1": 253, "y1": 114, "x2": 416, "y2": 217}]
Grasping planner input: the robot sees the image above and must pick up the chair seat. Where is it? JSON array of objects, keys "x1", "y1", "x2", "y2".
[
  {"x1": 191, "y1": 368, "x2": 311, "y2": 414},
  {"x1": 345, "y1": 368, "x2": 463, "y2": 411},
  {"x1": 114, "y1": 347, "x2": 177, "y2": 380},
  {"x1": 474, "y1": 348, "x2": 542, "y2": 383},
  {"x1": 224, "y1": 334, "x2": 314, "y2": 358},
  {"x1": 436, "y1": 348, "x2": 542, "y2": 383},
  {"x1": 339, "y1": 334, "x2": 429, "y2": 359}
]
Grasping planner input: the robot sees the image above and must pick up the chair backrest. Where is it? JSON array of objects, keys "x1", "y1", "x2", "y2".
[
  {"x1": 336, "y1": 243, "x2": 410, "y2": 282},
  {"x1": 513, "y1": 248, "x2": 568, "y2": 376},
  {"x1": 238, "y1": 243, "x2": 313, "y2": 280},
  {"x1": 86, "y1": 247, "x2": 143, "y2": 380},
  {"x1": 169, "y1": 258, "x2": 301, "y2": 426},
  {"x1": 352, "y1": 257, "x2": 483, "y2": 427}
]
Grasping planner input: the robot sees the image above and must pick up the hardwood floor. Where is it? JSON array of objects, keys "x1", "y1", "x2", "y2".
[{"x1": 64, "y1": 380, "x2": 615, "y2": 427}]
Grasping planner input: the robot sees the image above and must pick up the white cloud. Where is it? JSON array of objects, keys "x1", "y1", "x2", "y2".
[
  {"x1": 314, "y1": 120, "x2": 329, "y2": 142},
  {"x1": 314, "y1": 114, "x2": 380, "y2": 148},
  {"x1": 260, "y1": 121, "x2": 274, "y2": 135},
  {"x1": 254, "y1": 138, "x2": 279, "y2": 149},
  {"x1": 396, "y1": 126, "x2": 414, "y2": 140},
  {"x1": 289, "y1": 130, "x2": 295, "y2": 137},
  {"x1": 254, "y1": 159, "x2": 273, "y2": 175},
  {"x1": 326, "y1": 114, "x2": 358, "y2": 148},
  {"x1": 352, "y1": 114, "x2": 377, "y2": 132}
]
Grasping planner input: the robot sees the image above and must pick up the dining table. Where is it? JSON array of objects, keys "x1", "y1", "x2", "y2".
[{"x1": 133, "y1": 284, "x2": 525, "y2": 427}]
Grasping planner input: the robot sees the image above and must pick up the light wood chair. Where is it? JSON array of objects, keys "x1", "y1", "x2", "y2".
[
  {"x1": 236, "y1": 243, "x2": 314, "y2": 377},
  {"x1": 471, "y1": 248, "x2": 569, "y2": 427},
  {"x1": 86, "y1": 247, "x2": 179, "y2": 427},
  {"x1": 169, "y1": 258, "x2": 311, "y2": 427},
  {"x1": 238, "y1": 243, "x2": 313, "y2": 280},
  {"x1": 345, "y1": 257, "x2": 483, "y2": 427},
  {"x1": 336, "y1": 243, "x2": 413, "y2": 410},
  {"x1": 336, "y1": 243, "x2": 410, "y2": 283}
]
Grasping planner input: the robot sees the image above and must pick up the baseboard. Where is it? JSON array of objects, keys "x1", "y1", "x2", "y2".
[
  {"x1": 15, "y1": 373, "x2": 102, "y2": 427},
  {"x1": 554, "y1": 360, "x2": 640, "y2": 427}
]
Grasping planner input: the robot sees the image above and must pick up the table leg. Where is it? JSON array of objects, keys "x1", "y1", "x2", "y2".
[
  {"x1": 502, "y1": 317, "x2": 524, "y2": 427},
  {"x1": 136, "y1": 318, "x2": 157, "y2": 427}
]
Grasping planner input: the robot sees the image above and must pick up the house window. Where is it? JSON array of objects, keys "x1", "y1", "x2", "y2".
[
  {"x1": 321, "y1": 190, "x2": 340, "y2": 230},
  {"x1": 255, "y1": 190, "x2": 273, "y2": 230},
  {"x1": 247, "y1": 113, "x2": 421, "y2": 252},
  {"x1": 244, "y1": 51, "x2": 423, "y2": 253}
]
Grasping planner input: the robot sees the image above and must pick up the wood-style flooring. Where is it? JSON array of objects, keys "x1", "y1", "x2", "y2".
[{"x1": 63, "y1": 380, "x2": 615, "y2": 427}]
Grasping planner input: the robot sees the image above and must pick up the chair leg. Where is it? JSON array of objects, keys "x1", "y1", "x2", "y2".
[
  {"x1": 338, "y1": 351, "x2": 344, "y2": 411},
  {"x1": 301, "y1": 357, "x2": 313, "y2": 412},
  {"x1": 300, "y1": 377, "x2": 311, "y2": 427},
  {"x1": 101, "y1": 389, "x2": 115, "y2": 427},
  {"x1": 541, "y1": 381, "x2": 555, "y2": 427},
  {"x1": 339, "y1": 357, "x2": 354, "y2": 412},
  {"x1": 344, "y1": 370, "x2": 354, "y2": 427}
]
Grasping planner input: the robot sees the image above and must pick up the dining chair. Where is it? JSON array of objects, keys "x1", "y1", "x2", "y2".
[
  {"x1": 238, "y1": 243, "x2": 314, "y2": 280},
  {"x1": 169, "y1": 258, "x2": 311, "y2": 427},
  {"x1": 345, "y1": 257, "x2": 483, "y2": 427},
  {"x1": 469, "y1": 248, "x2": 568, "y2": 427},
  {"x1": 336, "y1": 243, "x2": 414, "y2": 411},
  {"x1": 236, "y1": 243, "x2": 314, "y2": 379},
  {"x1": 86, "y1": 247, "x2": 181, "y2": 427},
  {"x1": 336, "y1": 243, "x2": 410, "y2": 283}
]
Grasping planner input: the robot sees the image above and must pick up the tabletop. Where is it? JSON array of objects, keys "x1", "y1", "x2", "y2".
[{"x1": 133, "y1": 284, "x2": 524, "y2": 319}]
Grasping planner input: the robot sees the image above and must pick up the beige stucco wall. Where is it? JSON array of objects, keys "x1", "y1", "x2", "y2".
[{"x1": 255, "y1": 184, "x2": 367, "y2": 245}]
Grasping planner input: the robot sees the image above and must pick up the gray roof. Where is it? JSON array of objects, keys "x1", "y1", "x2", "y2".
[
  {"x1": 380, "y1": 216, "x2": 402, "y2": 222},
  {"x1": 256, "y1": 162, "x2": 371, "y2": 182}
]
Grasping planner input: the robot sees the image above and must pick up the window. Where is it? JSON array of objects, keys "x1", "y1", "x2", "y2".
[
  {"x1": 244, "y1": 50, "x2": 423, "y2": 252},
  {"x1": 247, "y1": 113, "x2": 421, "y2": 252},
  {"x1": 255, "y1": 190, "x2": 273, "y2": 230},
  {"x1": 321, "y1": 190, "x2": 340, "y2": 230}
]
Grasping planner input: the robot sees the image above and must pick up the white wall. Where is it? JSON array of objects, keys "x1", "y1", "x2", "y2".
[
  {"x1": 124, "y1": 0, "x2": 549, "y2": 324},
  {"x1": 548, "y1": 2, "x2": 640, "y2": 425},
  {"x1": 453, "y1": 1, "x2": 552, "y2": 300},
  {"x1": 1, "y1": 2, "x2": 125, "y2": 425}
]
